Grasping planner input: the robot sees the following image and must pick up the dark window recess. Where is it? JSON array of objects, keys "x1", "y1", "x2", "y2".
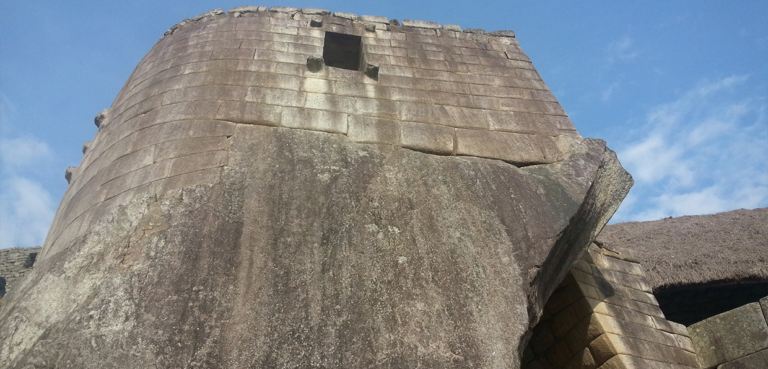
[
  {"x1": 655, "y1": 280, "x2": 768, "y2": 326},
  {"x1": 323, "y1": 32, "x2": 362, "y2": 71},
  {"x1": 24, "y1": 252, "x2": 38, "y2": 268}
]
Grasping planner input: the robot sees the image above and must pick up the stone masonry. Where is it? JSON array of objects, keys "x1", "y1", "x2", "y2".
[
  {"x1": 42, "y1": 6, "x2": 585, "y2": 261},
  {"x1": 0, "y1": 247, "x2": 42, "y2": 295},
  {"x1": 0, "y1": 7, "x2": 633, "y2": 368},
  {"x1": 522, "y1": 242, "x2": 698, "y2": 369},
  {"x1": 687, "y1": 296, "x2": 768, "y2": 368}
]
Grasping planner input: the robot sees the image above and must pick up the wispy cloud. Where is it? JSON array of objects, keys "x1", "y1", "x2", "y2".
[
  {"x1": 601, "y1": 81, "x2": 621, "y2": 102},
  {"x1": 606, "y1": 36, "x2": 640, "y2": 64},
  {"x1": 0, "y1": 177, "x2": 56, "y2": 249},
  {"x1": 0, "y1": 97, "x2": 57, "y2": 249},
  {"x1": 612, "y1": 75, "x2": 768, "y2": 222}
]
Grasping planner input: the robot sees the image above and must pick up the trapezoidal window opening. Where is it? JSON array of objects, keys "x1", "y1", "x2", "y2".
[{"x1": 323, "y1": 32, "x2": 362, "y2": 71}]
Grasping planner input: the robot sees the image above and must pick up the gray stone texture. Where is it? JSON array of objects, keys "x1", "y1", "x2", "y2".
[
  {"x1": 0, "y1": 10, "x2": 633, "y2": 368},
  {"x1": 490, "y1": 30, "x2": 516, "y2": 38},
  {"x1": 523, "y1": 243, "x2": 698, "y2": 369},
  {"x1": 333, "y1": 11, "x2": 358, "y2": 20},
  {"x1": 268, "y1": 6, "x2": 299, "y2": 14},
  {"x1": 191, "y1": 9, "x2": 224, "y2": 21},
  {"x1": 301, "y1": 8, "x2": 331, "y2": 15},
  {"x1": 227, "y1": 5, "x2": 266, "y2": 14},
  {"x1": 0, "y1": 247, "x2": 42, "y2": 294},
  {"x1": 689, "y1": 302, "x2": 768, "y2": 368},
  {"x1": 403, "y1": 19, "x2": 441, "y2": 29},
  {"x1": 717, "y1": 349, "x2": 768, "y2": 369},
  {"x1": 359, "y1": 15, "x2": 389, "y2": 23},
  {"x1": 94, "y1": 108, "x2": 109, "y2": 128}
]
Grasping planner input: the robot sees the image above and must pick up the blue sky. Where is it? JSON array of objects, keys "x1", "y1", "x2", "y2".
[{"x1": 1, "y1": 1, "x2": 766, "y2": 248}]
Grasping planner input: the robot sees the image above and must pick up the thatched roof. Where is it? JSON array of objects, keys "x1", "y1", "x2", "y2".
[{"x1": 597, "y1": 208, "x2": 768, "y2": 290}]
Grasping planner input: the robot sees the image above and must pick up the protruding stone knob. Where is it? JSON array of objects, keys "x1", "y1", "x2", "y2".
[
  {"x1": 65, "y1": 166, "x2": 76, "y2": 184},
  {"x1": 306, "y1": 55, "x2": 324, "y2": 72},
  {"x1": 94, "y1": 109, "x2": 110, "y2": 129}
]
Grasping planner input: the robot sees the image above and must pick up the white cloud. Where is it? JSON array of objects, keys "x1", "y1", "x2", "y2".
[
  {"x1": 601, "y1": 81, "x2": 620, "y2": 102},
  {"x1": 0, "y1": 136, "x2": 54, "y2": 170},
  {"x1": 0, "y1": 132, "x2": 57, "y2": 248},
  {"x1": 607, "y1": 36, "x2": 640, "y2": 64},
  {"x1": 0, "y1": 177, "x2": 56, "y2": 248},
  {"x1": 611, "y1": 75, "x2": 768, "y2": 222}
]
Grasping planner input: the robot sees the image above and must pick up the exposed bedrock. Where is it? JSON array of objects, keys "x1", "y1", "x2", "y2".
[
  {"x1": 0, "y1": 128, "x2": 630, "y2": 368},
  {"x1": 0, "y1": 9, "x2": 632, "y2": 368}
]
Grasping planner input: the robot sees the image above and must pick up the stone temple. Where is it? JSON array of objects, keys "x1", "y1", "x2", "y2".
[{"x1": 0, "y1": 6, "x2": 765, "y2": 368}]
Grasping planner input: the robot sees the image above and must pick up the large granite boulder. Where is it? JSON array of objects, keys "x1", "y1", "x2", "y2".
[{"x1": 0, "y1": 9, "x2": 631, "y2": 368}]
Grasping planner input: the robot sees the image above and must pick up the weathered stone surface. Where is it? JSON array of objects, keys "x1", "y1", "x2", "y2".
[
  {"x1": 268, "y1": 6, "x2": 299, "y2": 14},
  {"x1": 191, "y1": 8, "x2": 224, "y2": 21},
  {"x1": 490, "y1": 30, "x2": 516, "y2": 38},
  {"x1": 0, "y1": 247, "x2": 42, "y2": 294},
  {"x1": 717, "y1": 348, "x2": 768, "y2": 369},
  {"x1": 403, "y1": 19, "x2": 441, "y2": 29},
  {"x1": 600, "y1": 354, "x2": 696, "y2": 369},
  {"x1": 443, "y1": 24, "x2": 462, "y2": 32},
  {"x1": 0, "y1": 10, "x2": 633, "y2": 369},
  {"x1": 762, "y1": 296, "x2": 768, "y2": 324},
  {"x1": 333, "y1": 11, "x2": 357, "y2": 20},
  {"x1": 306, "y1": 54, "x2": 324, "y2": 72},
  {"x1": 359, "y1": 15, "x2": 388, "y2": 24},
  {"x1": 64, "y1": 166, "x2": 76, "y2": 184},
  {"x1": 689, "y1": 302, "x2": 768, "y2": 368},
  {"x1": 301, "y1": 8, "x2": 331, "y2": 15},
  {"x1": 227, "y1": 5, "x2": 265, "y2": 14},
  {"x1": 464, "y1": 28, "x2": 487, "y2": 34},
  {"x1": 94, "y1": 108, "x2": 109, "y2": 128}
]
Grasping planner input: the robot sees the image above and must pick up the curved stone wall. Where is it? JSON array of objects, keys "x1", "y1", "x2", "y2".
[
  {"x1": 1, "y1": 7, "x2": 633, "y2": 368},
  {"x1": 44, "y1": 6, "x2": 579, "y2": 260}
]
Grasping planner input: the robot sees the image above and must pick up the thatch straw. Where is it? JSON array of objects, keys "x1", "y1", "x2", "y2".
[{"x1": 597, "y1": 208, "x2": 768, "y2": 290}]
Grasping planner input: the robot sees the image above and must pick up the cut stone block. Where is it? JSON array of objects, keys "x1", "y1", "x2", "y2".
[
  {"x1": 716, "y1": 348, "x2": 768, "y2": 369},
  {"x1": 566, "y1": 348, "x2": 596, "y2": 369},
  {"x1": 589, "y1": 333, "x2": 698, "y2": 367},
  {"x1": 443, "y1": 24, "x2": 462, "y2": 32},
  {"x1": 281, "y1": 107, "x2": 348, "y2": 134},
  {"x1": 347, "y1": 115, "x2": 400, "y2": 145},
  {"x1": 227, "y1": 5, "x2": 265, "y2": 14},
  {"x1": 688, "y1": 302, "x2": 768, "y2": 368},
  {"x1": 599, "y1": 354, "x2": 697, "y2": 369},
  {"x1": 761, "y1": 296, "x2": 768, "y2": 324},
  {"x1": 402, "y1": 19, "x2": 440, "y2": 29},
  {"x1": 191, "y1": 9, "x2": 224, "y2": 21},
  {"x1": 359, "y1": 15, "x2": 388, "y2": 24},
  {"x1": 399, "y1": 121, "x2": 453, "y2": 154},
  {"x1": 489, "y1": 30, "x2": 515, "y2": 38},
  {"x1": 301, "y1": 8, "x2": 330, "y2": 15},
  {"x1": 268, "y1": 6, "x2": 299, "y2": 14},
  {"x1": 333, "y1": 12, "x2": 357, "y2": 20},
  {"x1": 455, "y1": 129, "x2": 562, "y2": 165}
]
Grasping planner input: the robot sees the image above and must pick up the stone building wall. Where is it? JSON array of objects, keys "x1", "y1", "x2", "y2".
[
  {"x1": 0, "y1": 6, "x2": 637, "y2": 368},
  {"x1": 522, "y1": 243, "x2": 698, "y2": 368},
  {"x1": 44, "y1": 6, "x2": 583, "y2": 260},
  {"x1": 687, "y1": 296, "x2": 768, "y2": 368},
  {"x1": 0, "y1": 246, "x2": 42, "y2": 295}
]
